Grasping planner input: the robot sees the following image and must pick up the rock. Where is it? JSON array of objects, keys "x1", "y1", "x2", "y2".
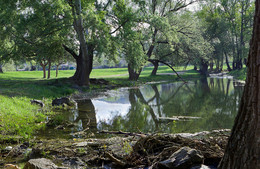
[
  {"x1": 23, "y1": 158, "x2": 59, "y2": 169},
  {"x1": 52, "y1": 97, "x2": 77, "y2": 107},
  {"x1": 154, "y1": 147, "x2": 204, "y2": 169},
  {"x1": 62, "y1": 157, "x2": 85, "y2": 168},
  {"x1": 190, "y1": 164, "x2": 213, "y2": 169},
  {"x1": 5, "y1": 146, "x2": 13, "y2": 151},
  {"x1": 30, "y1": 100, "x2": 45, "y2": 107},
  {"x1": 4, "y1": 164, "x2": 20, "y2": 169}
]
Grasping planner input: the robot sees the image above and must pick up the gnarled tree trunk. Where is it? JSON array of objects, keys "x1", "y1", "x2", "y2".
[
  {"x1": 128, "y1": 64, "x2": 141, "y2": 81},
  {"x1": 71, "y1": 0, "x2": 91, "y2": 86},
  {"x1": 151, "y1": 60, "x2": 159, "y2": 75},
  {"x1": 199, "y1": 59, "x2": 208, "y2": 76},
  {"x1": 218, "y1": 1, "x2": 260, "y2": 168}
]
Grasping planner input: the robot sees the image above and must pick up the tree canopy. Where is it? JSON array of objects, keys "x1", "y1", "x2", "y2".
[{"x1": 0, "y1": 0, "x2": 255, "y2": 82}]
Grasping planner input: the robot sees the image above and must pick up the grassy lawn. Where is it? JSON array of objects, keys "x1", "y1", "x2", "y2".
[
  {"x1": 0, "y1": 65, "x2": 199, "y2": 98},
  {"x1": 0, "y1": 65, "x2": 200, "y2": 142}
]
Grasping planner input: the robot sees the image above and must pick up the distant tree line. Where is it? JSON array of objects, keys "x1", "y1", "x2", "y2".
[{"x1": 0, "y1": 0, "x2": 255, "y2": 84}]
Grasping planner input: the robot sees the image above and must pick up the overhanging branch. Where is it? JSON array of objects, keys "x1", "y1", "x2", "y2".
[{"x1": 148, "y1": 59, "x2": 187, "y2": 83}]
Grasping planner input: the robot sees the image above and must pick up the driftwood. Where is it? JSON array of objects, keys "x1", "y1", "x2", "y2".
[
  {"x1": 30, "y1": 99, "x2": 45, "y2": 107},
  {"x1": 158, "y1": 116, "x2": 201, "y2": 122},
  {"x1": 99, "y1": 130, "x2": 148, "y2": 138}
]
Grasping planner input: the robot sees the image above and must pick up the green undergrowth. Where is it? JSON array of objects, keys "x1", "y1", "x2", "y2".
[
  {"x1": 228, "y1": 68, "x2": 247, "y2": 81},
  {"x1": 0, "y1": 95, "x2": 54, "y2": 143}
]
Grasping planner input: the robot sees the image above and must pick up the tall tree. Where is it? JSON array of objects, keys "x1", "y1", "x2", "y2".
[
  {"x1": 64, "y1": 0, "x2": 119, "y2": 85},
  {"x1": 218, "y1": 0, "x2": 259, "y2": 168}
]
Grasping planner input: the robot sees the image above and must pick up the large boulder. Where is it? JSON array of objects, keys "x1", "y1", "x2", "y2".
[
  {"x1": 23, "y1": 158, "x2": 65, "y2": 169},
  {"x1": 153, "y1": 147, "x2": 204, "y2": 169}
]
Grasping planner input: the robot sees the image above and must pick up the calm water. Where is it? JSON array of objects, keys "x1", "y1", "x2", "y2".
[{"x1": 38, "y1": 77, "x2": 244, "y2": 138}]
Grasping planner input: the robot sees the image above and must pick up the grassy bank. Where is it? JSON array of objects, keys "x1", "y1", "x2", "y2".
[
  {"x1": 0, "y1": 66, "x2": 200, "y2": 142},
  {"x1": 228, "y1": 68, "x2": 247, "y2": 81},
  {"x1": 0, "y1": 96, "x2": 51, "y2": 143}
]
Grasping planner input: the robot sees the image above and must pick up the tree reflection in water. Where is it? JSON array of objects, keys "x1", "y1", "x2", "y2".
[
  {"x1": 39, "y1": 78, "x2": 244, "y2": 139},
  {"x1": 95, "y1": 78, "x2": 243, "y2": 134},
  {"x1": 76, "y1": 100, "x2": 97, "y2": 131}
]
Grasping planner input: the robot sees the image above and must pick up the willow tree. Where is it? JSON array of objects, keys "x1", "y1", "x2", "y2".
[
  {"x1": 139, "y1": 0, "x2": 198, "y2": 77},
  {"x1": 218, "y1": 0, "x2": 260, "y2": 168}
]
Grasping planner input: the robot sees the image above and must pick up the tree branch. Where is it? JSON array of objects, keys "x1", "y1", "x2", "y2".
[
  {"x1": 109, "y1": 19, "x2": 129, "y2": 34},
  {"x1": 148, "y1": 59, "x2": 187, "y2": 83},
  {"x1": 62, "y1": 44, "x2": 78, "y2": 59}
]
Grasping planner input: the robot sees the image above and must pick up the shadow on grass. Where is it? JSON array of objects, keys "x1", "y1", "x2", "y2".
[
  {"x1": 0, "y1": 77, "x2": 76, "y2": 99},
  {"x1": 0, "y1": 69, "x2": 201, "y2": 99}
]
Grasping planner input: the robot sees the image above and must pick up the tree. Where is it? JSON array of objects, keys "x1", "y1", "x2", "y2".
[
  {"x1": 64, "y1": 0, "x2": 119, "y2": 85},
  {"x1": 0, "y1": 0, "x2": 18, "y2": 73},
  {"x1": 113, "y1": 0, "x2": 198, "y2": 80},
  {"x1": 198, "y1": 0, "x2": 254, "y2": 71},
  {"x1": 218, "y1": 0, "x2": 259, "y2": 168}
]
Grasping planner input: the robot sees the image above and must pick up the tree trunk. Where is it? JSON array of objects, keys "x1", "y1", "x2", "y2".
[
  {"x1": 238, "y1": 59, "x2": 243, "y2": 69},
  {"x1": 128, "y1": 64, "x2": 141, "y2": 81},
  {"x1": 151, "y1": 60, "x2": 159, "y2": 75},
  {"x1": 218, "y1": 1, "x2": 260, "y2": 168},
  {"x1": 0, "y1": 64, "x2": 3, "y2": 73},
  {"x1": 194, "y1": 65, "x2": 197, "y2": 70},
  {"x1": 220, "y1": 53, "x2": 224, "y2": 72},
  {"x1": 199, "y1": 60, "x2": 208, "y2": 76},
  {"x1": 224, "y1": 51, "x2": 232, "y2": 71},
  {"x1": 42, "y1": 66, "x2": 46, "y2": 78},
  {"x1": 30, "y1": 62, "x2": 36, "y2": 71},
  {"x1": 40, "y1": 60, "x2": 48, "y2": 79},
  {"x1": 56, "y1": 65, "x2": 59, "y2": 77},
  {"x1": 71, "y1": 0, "x2": 90, "y2": 86},
  {"x1": 209, "y1": 61, "x2": 214, "y2": 72},
  {"x1": 47, "y1": 60, "x2": 51, "y2": 79}
]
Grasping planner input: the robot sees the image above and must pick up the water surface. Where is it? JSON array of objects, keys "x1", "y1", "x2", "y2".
[{"x1": 38, "y1": 77, "x2": 244, "y2": 138}]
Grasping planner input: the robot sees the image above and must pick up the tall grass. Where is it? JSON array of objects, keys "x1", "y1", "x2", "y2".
[{"x1": 0, "y1": 95, "x2": 48, "y2": 141}]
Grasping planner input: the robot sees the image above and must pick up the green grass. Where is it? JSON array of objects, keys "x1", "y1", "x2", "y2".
[
  {"x1": 228, "y1": 68, "x2": 247, "y2": 81},
  {"x1": 0, "y1": 65, "x2": 200, "y2": 142},
  {"x1": 0, "y1": 95, "x2": 51, "y2": 142},
  {"x1": 0, "y1": 66, "x2": 199, "y2": 98}
]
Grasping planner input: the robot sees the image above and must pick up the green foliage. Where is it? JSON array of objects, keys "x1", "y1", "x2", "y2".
[
  {"x1": 197, "y1": 0, "x2": 254, "y2": 70},
  {"x1": 122, "y1": 140, "x2": 133, "y2": 154}
]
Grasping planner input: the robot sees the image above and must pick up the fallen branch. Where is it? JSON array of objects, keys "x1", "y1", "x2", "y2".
[
  {"x1": 98, "y1": 130, "x2": 148, "y2": 138},
  {"x1": 158, "y1": 116, "x2": 201, "y2": 122},
  {"x1": 105, "y1": 152, "x2": 126, "y2": 166}
]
